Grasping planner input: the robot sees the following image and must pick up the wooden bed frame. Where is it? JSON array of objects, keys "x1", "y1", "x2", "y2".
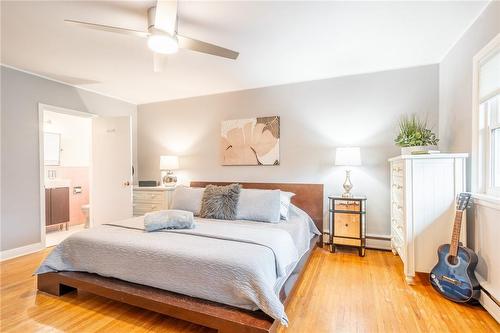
[{"x1": 38, "y1": 182, "x2": 324, "y2": 333}]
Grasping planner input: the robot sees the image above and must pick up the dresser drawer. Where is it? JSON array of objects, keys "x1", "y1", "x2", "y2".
[
  {"x1": 133, "y1": 191, "x2": 165, "y2": 204},
  {"x1": 333, "y1": 201, "x2": 361, "y2": 211},
  {"x1": 392, "y1": 231, "x2": 406, "y2": 263},
  {"x1": 391, "y1": 174, "x2": 404, "y2": 191},
  {"x1": 392, "y1": 224, "x2": 405, "y2": 242},
  {"x1": 391, "y1": 214, "x2": 405, "y2": 229},
  {"x1": 133, "y1": 203, "x2": 162, "y2": 215},
  {"x1": 391, "y1": 179, "x2": 404, "y2": 191},
  {"x1": 392, "y1": 200, "x2": 405, "y2": 219},
  {"x1": 391, "y1": 188, "x2": 404, "y2": 205},
  {"x1": 333, "y1": 237, "x2": 361, "y2": 247},
  {"x1": 391, "y1": 161, "x2": 404, "y2": 177},
  {"x1": 334, "y1": 214, "x2": 360, "y2": 238}
]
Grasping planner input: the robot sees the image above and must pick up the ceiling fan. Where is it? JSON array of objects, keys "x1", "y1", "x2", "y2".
[{"x1": 65, "y1": 0, "x2": 239, "y2": 72}]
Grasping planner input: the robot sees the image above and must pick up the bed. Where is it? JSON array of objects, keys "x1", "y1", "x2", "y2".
[{"x1": 37, "y1": 182, "x2": 324, "y2": 333}]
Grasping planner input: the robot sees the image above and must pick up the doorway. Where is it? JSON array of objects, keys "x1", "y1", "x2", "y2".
[
  {"x1": 38, "y1": 104, "x2": 134, "y2": 247},
  {"x1": 39, "y1": 104, "x2": 94, "y2": 247}
]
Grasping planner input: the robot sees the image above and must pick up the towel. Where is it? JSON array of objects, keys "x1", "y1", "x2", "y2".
[{"x1": 144, "y1": 210, "x2": 195, "y2": 232}]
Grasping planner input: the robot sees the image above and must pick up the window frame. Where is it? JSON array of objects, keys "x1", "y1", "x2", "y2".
[
  {"x1": 485, "y1": 97, "x2": 500, "y2": 196},
  {"x1": 472, "y1": 33, "x2": 500, "y2": 199},
  {"x1": 492, "y1": 127, "x2": 500, "y2": 192}
]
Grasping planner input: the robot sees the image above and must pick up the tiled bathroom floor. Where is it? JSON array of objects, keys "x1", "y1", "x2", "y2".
[{"x1": 45, "y1": 224, "x2": 85, "y2": 247}]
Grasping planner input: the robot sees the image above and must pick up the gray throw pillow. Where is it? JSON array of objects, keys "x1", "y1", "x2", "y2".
[
  {"x1": 237, "y1": 188, "x2": 281, "y2": 223},
  {"x1": 199, "y1": 184, "x2": 241, "y2": 220}
]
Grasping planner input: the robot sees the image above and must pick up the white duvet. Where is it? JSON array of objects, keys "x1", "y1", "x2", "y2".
[{"x1": 36, "y1": 205, "x2": 320, "y2": 324}]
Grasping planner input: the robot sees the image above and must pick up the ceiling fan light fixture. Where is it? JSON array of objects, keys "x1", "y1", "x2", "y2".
[{"x1": 147, "y1": 33, "x2": 178, "y2": 54}]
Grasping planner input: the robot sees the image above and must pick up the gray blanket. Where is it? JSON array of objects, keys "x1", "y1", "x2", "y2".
[{"x1": 36, "y1": 205, "x2": 319, "y2": 325}]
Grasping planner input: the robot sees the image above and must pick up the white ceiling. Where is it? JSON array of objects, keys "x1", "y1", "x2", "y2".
[{"x1": 1, "y1": 1, "x2": 489, "y2": 104}]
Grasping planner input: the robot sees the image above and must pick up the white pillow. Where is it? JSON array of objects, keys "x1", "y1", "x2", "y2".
[
  {"x1": 236, "y1": 189, "x2": 281, "y2": 223},
  {"x1": 170, "y1": 186, "x2": 205, "y2": 215},
  {"x1": 280, "y1": 191, "x2": 296, "y2": 220}
]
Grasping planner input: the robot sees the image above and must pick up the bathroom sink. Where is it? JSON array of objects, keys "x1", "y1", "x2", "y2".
[{"x1": 45, "y1": 178, "x2": 71, "y2": 188}]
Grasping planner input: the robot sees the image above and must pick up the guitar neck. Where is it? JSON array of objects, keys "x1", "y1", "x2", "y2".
[{"x1": 449, "y1": 210, "x2": 463, "y2": 257}]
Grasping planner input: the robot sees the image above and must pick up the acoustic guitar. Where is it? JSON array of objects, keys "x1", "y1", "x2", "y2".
[{"x1": 429, "y1": 193, "x2": 480, "y2": 303}]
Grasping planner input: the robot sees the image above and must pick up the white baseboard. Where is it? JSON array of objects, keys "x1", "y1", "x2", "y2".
[
  {"x1": 0, "y1": 242, "x2": 44, "y2": 261},
  {"x1": 479, "y1": 290, "x2": 500, "y2": 323},
  {"x1": 366, "y1": 234, "x2": 392, "y2": 250}
]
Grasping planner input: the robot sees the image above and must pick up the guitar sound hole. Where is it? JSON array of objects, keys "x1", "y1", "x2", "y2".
[{"x1": 447, "y1": 255, "x2": 458, "y2": 265}]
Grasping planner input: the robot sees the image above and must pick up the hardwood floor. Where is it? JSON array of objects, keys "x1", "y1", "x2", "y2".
[{"x1": 1, "y1": 246, "x2": 498, "y2": 333}]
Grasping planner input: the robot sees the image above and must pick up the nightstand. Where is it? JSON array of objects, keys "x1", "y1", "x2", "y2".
[
  {"x1": 328, "y1": 196, "x2": 367, "y2": 256},
  {"x1": 133, "y1": 186, "x2": 175, "y2": 216}
]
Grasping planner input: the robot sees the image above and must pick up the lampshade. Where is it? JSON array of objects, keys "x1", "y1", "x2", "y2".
[
  {"x1": 160, "y1": 155, "x2": 179, "y2": 170},
  {"x1": 335, "y1": 147, "x2": 361, "y2": 166}
]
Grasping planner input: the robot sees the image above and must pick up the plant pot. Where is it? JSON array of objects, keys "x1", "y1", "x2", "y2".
[{"x1": 400, "y1": 145, "x2": 438, "y2": 155}]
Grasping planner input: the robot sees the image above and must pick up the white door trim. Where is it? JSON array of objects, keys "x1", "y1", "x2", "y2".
[
  {"x1": 38, "y1": 103, "x2": 96, "y2": 248},
  {"x1": 38, "y1": 103, "x2": 98, "y2": 119},
  {"x1": 471, "y1": 33, "x2": 500, "y2": 194}
]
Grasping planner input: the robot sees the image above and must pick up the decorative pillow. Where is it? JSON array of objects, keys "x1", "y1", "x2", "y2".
[
  {"x1": 170, "y1": 186, "x2": 205, "y2": 215},
  {"x1": 144, "y1": 210, "x2": 195, "y2": 232},
  {"x1": 280, "y1": 191, "x2": 296, "y2": 220},
  {"x1": 237, "y1": 189, "x2": 281, "y2": 223},
  {"x1": 199, "y1": 184, "x2": 241, "y2": 220}
]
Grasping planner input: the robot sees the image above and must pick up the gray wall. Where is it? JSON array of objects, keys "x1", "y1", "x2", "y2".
[
  {"x1": 138, "y1": 65, "x2": 439, "y2": 236},
  {"x1": 439, "y1": 1, "x2": 500, "y2": 153},
  {"x1": 0, "y1": 66, "x2": 138, "y2": 251},
  {"x1": 438, "y1": 2, "x2": 500, "y2": 251}
]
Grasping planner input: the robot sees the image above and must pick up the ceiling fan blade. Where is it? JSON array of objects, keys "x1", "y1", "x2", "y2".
[
  {"x1": 153, "y1": 52, "x2": 168, "y2": 72},
  {"x1": 154, "y1": 0, "x2": 177, "y2": 35},
  {"x1": 64, "y1": 20, "x2": 149, "y2": 38},
  {"x1": 177, "y1": 35, "x2": 239, "y2": 60}
]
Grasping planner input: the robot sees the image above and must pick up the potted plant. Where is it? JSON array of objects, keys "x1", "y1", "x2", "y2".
[{"x1": 394, "y1": 115, "x2": 439, "y2": 155}]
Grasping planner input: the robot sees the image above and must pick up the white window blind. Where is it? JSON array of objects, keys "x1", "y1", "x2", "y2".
[{"x1": 479, "y1": 50, "x2": 500, "y2": 102}]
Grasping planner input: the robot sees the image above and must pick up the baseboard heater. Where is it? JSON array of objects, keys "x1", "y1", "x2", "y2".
[
  {"x1": 480, "y1": 288, "x2": 500, "y2": 323},
  {"x1": 322, "y1": 231, "x2": 391, "y2": 251}
]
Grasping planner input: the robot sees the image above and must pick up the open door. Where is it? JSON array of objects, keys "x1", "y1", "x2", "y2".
[{"x1": 92, "y1": 116, "x2": 132, "y2": 225}]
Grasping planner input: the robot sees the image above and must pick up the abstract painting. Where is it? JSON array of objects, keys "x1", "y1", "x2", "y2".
[{"x1": 221, "y1": 116, "x2": 280, "y2": 166}]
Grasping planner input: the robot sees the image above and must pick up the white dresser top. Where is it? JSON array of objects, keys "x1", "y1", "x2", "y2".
[
  {"x1": 388, "y1": 153, "x2": 468, "y2": 162},
  {"x1": 133, "y1": 186, "x2": 175, "y2": 192}
]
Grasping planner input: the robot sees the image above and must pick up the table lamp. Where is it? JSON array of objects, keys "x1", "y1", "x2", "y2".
[
  {"x1": 335, "y1": 147, "x2": 361, "y2": 198},
  {"x1": 160, "y1": 155, "x2": 179, "y2": 187}
]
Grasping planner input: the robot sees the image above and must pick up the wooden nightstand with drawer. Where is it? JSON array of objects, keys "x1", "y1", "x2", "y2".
[
  {"x1": 133, "y1": 186, "x2": 175, "y2": 216},
  {"x1": 328, "y1": 196, "x2": 367, "y2": 256}
]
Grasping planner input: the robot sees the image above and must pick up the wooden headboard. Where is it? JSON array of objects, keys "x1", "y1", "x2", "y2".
[{"x1": 190, "y1": 181, "x2": 324, "y2": 232}]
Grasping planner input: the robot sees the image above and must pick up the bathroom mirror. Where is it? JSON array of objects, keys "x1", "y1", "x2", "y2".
[{"x1": 44, "y1": 132, "x2": 61, "y2": 166}]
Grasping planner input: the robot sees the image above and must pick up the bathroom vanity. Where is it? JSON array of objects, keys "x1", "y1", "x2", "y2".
[{"x1": 45, "y1": 180, "x2": 70, "y2": 229}]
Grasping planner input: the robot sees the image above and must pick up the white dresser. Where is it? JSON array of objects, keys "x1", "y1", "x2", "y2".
[
  {"x1": 388, "y1": 153, "x2": 467, "y2": 284},
  {"x1": 133, "y1": 186, "x2": 175, "y2": 216}
]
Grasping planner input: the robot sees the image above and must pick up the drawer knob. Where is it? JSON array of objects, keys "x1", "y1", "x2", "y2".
[{"x1": 345, "y1": 223, "x2": 348, "y2": 227}]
